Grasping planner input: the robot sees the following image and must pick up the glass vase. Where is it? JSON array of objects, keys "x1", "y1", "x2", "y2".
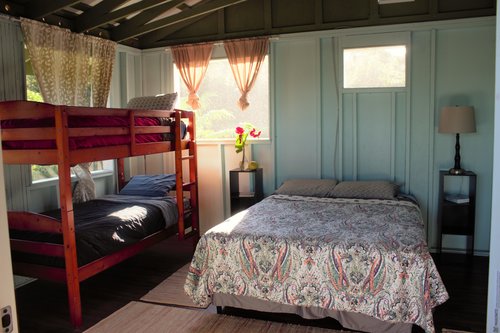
[{"x1": 239, "y1": 146, "x2": 247, "y2": 170}]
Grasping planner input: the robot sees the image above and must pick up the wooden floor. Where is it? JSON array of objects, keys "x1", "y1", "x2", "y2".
[{"x1": 13, "y1": 236, "x2": 488, "y2": 333}]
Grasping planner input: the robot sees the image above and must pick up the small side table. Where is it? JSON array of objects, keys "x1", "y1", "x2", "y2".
[
  {"x1": 437, "y1": 170, "x2": 476, "y2": 255},
  {"x1": 229, "y1": 168, "x2": 263, "y2": 215}
]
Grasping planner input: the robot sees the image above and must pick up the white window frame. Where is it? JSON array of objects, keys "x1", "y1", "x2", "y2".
[{"x1": 340, "y1": 32, "x2": 411, "y2": 92}]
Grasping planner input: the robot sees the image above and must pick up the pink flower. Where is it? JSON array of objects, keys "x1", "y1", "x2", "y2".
[
  {"x1": 235, "y1": 125, "x2": 260, "y2": 153},
  {"x1": 250, "y1": 128, "x2": 261, "y2": 138},
  {"x1": 235, "y1": 126, "x2": 245, "y2": 135}
]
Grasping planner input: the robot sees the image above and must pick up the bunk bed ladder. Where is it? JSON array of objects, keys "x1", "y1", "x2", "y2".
[{"x1": 175, "y1": 110, "x2": 199, "y2": 241}]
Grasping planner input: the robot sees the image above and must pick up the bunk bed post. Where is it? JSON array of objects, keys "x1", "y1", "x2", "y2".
[
  {"x1": 174, "y1": 110, "x2": 185, "y2": 239},
  {"x1": 187, "y1": 111, "x2": 199, "y2": 242},
  {"x1": 54, "y1": 106, "x2": 82, "y2": 327}
]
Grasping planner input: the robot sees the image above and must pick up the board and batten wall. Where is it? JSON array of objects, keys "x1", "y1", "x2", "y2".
[
  {"x1": 113, "y1": 17, "x2": 495, "y2": 254},
  {"x1": 274, "y1": 18, "x2": 494, "y2": 255}
]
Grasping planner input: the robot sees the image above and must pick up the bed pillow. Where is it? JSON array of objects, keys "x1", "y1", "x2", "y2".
[
  {"x1": 274, "y1": 179, "x2": 338, "y2": 197},
  {"x1": 118, "y1": 174, "x2": 176, "y2": 197},
  {"x1": 127, "y1": 93, "x2": 177, "y2": 110},
  {"x1": 329, "y1": 180, "x2": 400, "y2": 200}
]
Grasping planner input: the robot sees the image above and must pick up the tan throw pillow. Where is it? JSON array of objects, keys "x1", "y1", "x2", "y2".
[
  {"x1": 127, "y1": 93, "x2": 177, "y2": 110},
  {"x1": 329, "y1": 181, "x2": 399, "y2": 200},
  {"x1": 274, "y1": 179, "x2": 338, "y2": 197}
]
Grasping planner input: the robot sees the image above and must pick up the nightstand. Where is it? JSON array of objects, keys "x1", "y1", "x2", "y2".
[
  {"x1": 437, "y1": 170, "x2": 476, "y2": 255},
  {"x1": 229, "y1": 168, "x2": 263, "y2": 215}
]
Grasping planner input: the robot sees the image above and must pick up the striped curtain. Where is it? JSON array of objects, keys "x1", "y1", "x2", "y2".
[
  {"x1": 224, "y1": 38, "x2": 269, "y2": 111},
  {"x1": 0, "y1": 17, "x2": 25, "y2": 102},
  {"x1": 171, "y1": 43, "x2": 213, "y2": 110},
  {"x1": 0, "y1": 16, "x2": 29, "y2": 211}
]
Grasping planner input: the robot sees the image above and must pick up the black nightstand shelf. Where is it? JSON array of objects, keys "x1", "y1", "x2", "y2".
[
  {"x1": 229, "y1": 168, "x2": 263, "y2": 215},
  {"x1": 437, "y1": 170, "x2": 476, "y2": 255}
]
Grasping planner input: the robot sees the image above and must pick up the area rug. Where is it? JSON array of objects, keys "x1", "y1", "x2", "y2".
[
  {"x1": 84, "y1": 301, "x2": 351, "y2": 333},
  {"x1": 140, "y1": 263, "x2": 207, "y2": 308}
]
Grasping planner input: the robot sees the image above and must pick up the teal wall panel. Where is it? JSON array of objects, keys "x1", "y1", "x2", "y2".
[
  {"x1": 319, "y1": 38, "x2": 340, "y2": 179},
  {"x1": 433, "y1": 25, "x2": 495, "y2": 253},
  {"x1": 395, "y1": 92, "x2": 408, "y2": 188},
  {"x1": 408, "y1": 30, "x2": 433, "y2": 239},
  {"x1": 274, "y1": 39, "x2": 321, "y2": 186},
  {"x1": 341, "y1": 93, "x2": 354, "y2": 180},
  {"x1": 356, "y1": 92, "x2": 393, "y2": 180}
]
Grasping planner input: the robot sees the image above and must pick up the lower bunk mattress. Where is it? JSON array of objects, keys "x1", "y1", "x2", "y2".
[
  {"x1": 185, "y1": 194, "x2": 449, "y2": 333},
  {"x1": 10, "y1": 195, "x2": 178, "y2": 267}
]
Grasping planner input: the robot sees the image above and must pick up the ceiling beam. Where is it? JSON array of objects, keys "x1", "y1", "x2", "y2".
[
  {"x1": 73, "y1": 0, "x2": 129, "y2": 32},
  {"x1": 111, "y1": 0, "x2": 247, "y2": 42},
  {"x1": 24, "y1": 0, "x2": 82, "y2": 19},
  {"x1": 75, "y1": 0, "x2": 169, "y2": 33},
  {"x1": 138, "y1": 13, "x2": 210, "y2": 48},
  {"x1": 110, "y1": 0, "x2": 185, "y2": 36}
]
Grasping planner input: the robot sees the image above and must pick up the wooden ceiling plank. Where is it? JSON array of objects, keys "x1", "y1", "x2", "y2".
[
  {"x1": 25, "y1": 0, "x2": 82, "y2": 19},
  {"x1": 112, "y1": 0, "x2": 185, "y2": 35},
  {"x1": 75, "y1": 0, "x2": 170, "y2": 32},
  {"x1": 111, "y1": 0, "x2": 247, "y2": 42},
  {"x1": 138, "y1": 13, "x2": 210, "y2": 47}
]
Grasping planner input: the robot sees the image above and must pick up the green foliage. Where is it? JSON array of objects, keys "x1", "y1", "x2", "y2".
[
  {"x1": 27, "y1": 90, "x2": 43, "y2": 102},
  {"x1": 31, "y1": 165, "x2": 58, "y2": 181},
  {"x1": 26, "y1": 75, "x2": 43, "y2": 102},
  {"x1": 26, "y1": 75, "x2": 40, "y2": 93}
]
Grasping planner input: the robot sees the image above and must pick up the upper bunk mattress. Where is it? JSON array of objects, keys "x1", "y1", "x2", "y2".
[{"x1": 1, "y1": 116, "x2": 186, "y2": 150}]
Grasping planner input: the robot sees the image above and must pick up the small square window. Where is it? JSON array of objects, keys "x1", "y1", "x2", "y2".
[{"x1": 343, "y1": 45, "x2": 406, "y2": 89}]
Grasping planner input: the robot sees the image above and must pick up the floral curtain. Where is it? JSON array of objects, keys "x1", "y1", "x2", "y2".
[
  {"x1": 21, "y1": 18, "x2": 92, "y2": 106},
  {"x1": 90, "y1": 37, "x2": 116, "y2": 107},
  {"x1": 224, "y1": 38, "x2": 269, "y2": 110},
  {"x1": 171, "y1": 43, "x2": 213, "y2": 110},
  {"x1": 20, "y1": 18, "x2": 117, "y2": 203}
]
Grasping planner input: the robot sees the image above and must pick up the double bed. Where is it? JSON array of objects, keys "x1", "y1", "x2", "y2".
[{"x1": 185, "y1": 180, "x2": 448, "y2": 333}]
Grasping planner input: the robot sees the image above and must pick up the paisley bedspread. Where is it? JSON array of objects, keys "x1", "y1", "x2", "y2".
[{"x1": 185, "y1": 195, "x2": 448, "y2": 332}]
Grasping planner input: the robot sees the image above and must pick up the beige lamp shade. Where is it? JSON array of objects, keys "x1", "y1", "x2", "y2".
[{"x1": 438, "y1": 106, "x2": 476, "y2": 134}]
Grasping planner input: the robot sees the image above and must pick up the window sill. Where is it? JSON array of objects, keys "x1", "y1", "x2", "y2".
[
  {"x1": 197, "y1": 139, "x2": 271, "y2": 146},
  {"x1": 30, "y1": 169, "x2": 114, "y2": 189}
]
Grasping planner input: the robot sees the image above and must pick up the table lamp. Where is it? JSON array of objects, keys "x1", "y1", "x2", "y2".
[{"x1": 438, "y1": 106, "x2": 476, "y2": 175}]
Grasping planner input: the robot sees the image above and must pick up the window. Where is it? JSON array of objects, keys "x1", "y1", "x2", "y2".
[
  {"x1": 343, "y1": 45, "x2": 406, "y2": 89},
  {"x1": 25, "y1": 54, "x2": 111, "y2": 183},
  {"x1": 173, "y1": 53, "x2": 270, "y2": 141},
  {"x1": 31, "y1": 161, "x2": 107, "y2": 182}
]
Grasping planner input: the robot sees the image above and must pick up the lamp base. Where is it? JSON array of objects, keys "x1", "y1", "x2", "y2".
[{"x1": 449, "y1": 167, "x2": 465, "y2": 175}]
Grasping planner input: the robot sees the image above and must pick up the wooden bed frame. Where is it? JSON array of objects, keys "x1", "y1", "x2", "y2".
[{"x1": 0, "y1": 100, "x2": 199, "y2": 327}]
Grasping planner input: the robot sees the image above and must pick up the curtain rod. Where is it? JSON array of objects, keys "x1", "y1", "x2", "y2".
[
  {"x1": 0, "y1": 13, "x2": 20, "y2": 22},
  {"x1": 167, "y1": 35, "x2": 279, "y2": 49}
]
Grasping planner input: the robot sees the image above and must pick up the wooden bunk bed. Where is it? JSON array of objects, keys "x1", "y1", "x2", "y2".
[{"x1": 0, "y1": 100, "x2": 199, "y2": 327}]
